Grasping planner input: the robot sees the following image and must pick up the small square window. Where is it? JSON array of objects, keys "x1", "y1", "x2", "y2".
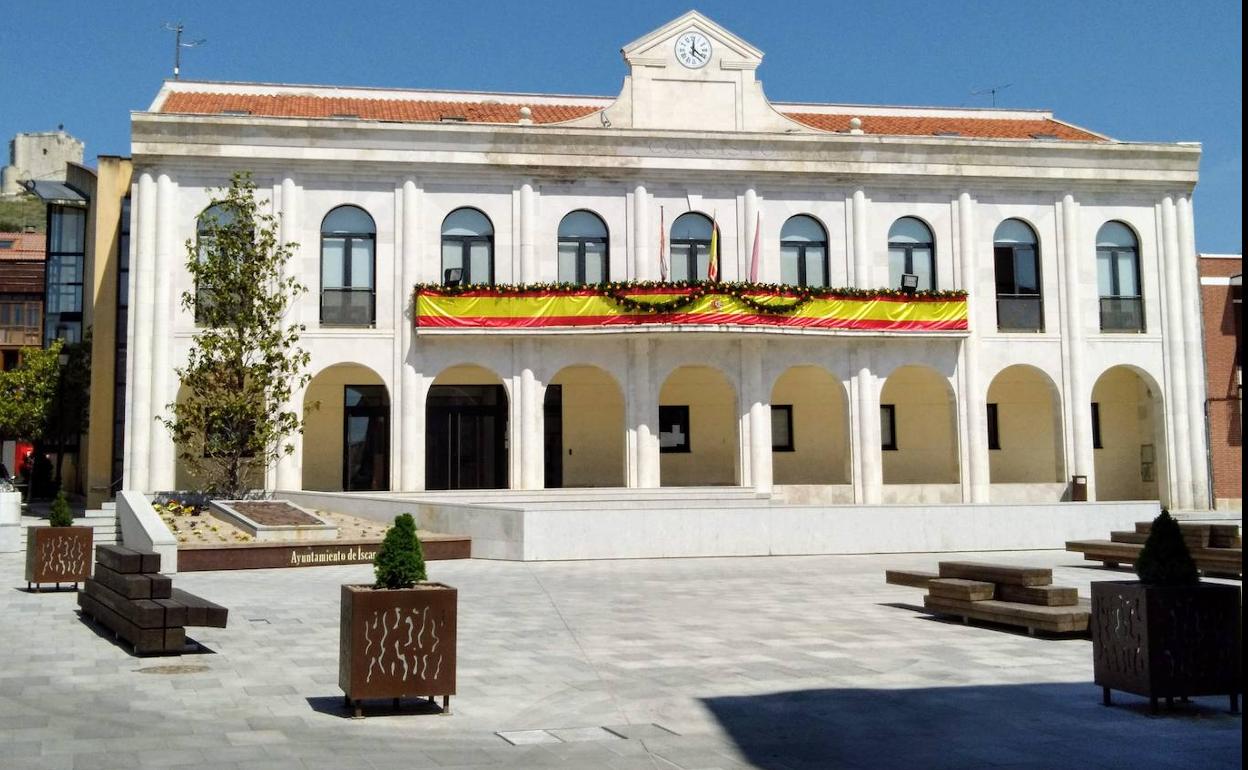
[
  {"x1": 659, "y1": 405, "x2": 690, "y2": 454},
  {"x1": 881, "y1": 405, "x2": 897, "y2": 450},
  {"x1": 987, "y1": 403, "x2": 1001, "y2": 450},
  {"x1": 1091, "y1": 402, "x2": 1103, "y2": 449},
  {"x1": 771, "y1": 405, "x2": 794, "y2": 452}
]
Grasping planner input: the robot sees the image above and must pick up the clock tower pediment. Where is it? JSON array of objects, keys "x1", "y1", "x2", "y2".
[{"x1": 565, "y1": 11, "x2": 810, "y2": 134}]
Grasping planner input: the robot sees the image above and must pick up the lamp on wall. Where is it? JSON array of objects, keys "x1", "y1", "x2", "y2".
[
  {"x1": 900, "y1": 273, "x2": 920, "y2": 294},
  {"x1": 443, "y1": 268, "x2": 463, "y2": 287}
]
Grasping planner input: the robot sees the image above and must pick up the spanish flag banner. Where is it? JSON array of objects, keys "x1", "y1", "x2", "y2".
[
  {"x1": 707, "y1": 213, "x2": 719, "y2": 281},
  {"x1": 414, "y1": 284, "x2": 968, "y2": 333}
]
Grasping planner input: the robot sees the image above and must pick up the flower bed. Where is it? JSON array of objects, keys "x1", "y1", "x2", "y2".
[{"x1": 414, "y1": 281, "x2": 968, "y2": 332}]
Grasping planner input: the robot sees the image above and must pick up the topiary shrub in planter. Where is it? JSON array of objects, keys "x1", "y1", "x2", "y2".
[
  {"x1": 1091, "y1": 510, "x2": 1241, "y2": 713},
  {"x1": 25, "y1": 489, "x2": 93, "y2": 591},
  {"x1": 339, "y1": 513, "x2": 456, "y2": 718}
]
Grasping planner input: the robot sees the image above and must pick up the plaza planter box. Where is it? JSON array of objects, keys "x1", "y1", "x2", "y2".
[
  {"x1": 339, "y1": 582, "x2": 457, "y2": 717},
  {"x1": 25, "y1": 525, "x2": 93, "y2": 590},
  {"x1": 1090, "y1": 580, "x2": 1241, "y2": 713}
]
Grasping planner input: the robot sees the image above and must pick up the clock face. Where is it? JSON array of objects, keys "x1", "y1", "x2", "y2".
[{"x1": 674, "y1": 31, "x2": 711, "y2": 69}]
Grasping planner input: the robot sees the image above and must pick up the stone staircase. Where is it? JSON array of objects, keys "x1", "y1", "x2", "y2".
[{"x1": 20, "y1": 501, "x2": 119, "y2": 548}]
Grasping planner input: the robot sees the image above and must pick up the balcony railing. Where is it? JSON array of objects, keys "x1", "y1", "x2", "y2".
[
  {"x1": 321, "y1": 288, "x2": 376, "y2": 327},
  {"x1": 1099, "y1": 296, "x2": 1145, "y2": 333},
  {"x1": 413, "y1": 282, "x2": 969, "y2": 333},
  {"x1": 996, "y1": 295, "x2": 1043, "y2": 332}
]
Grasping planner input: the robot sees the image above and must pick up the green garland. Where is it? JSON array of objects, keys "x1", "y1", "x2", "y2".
[{"x1": 413, "y1": 281, "x2": 967, "y2": 317}]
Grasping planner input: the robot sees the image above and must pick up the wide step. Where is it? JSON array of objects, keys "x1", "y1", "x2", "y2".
[
  {"x1": 923, "y1": 595, "x2": 1090, "y2": 634},
  {"x1": 938, "y1": 562, "x2": 1052, "y2": 587}
]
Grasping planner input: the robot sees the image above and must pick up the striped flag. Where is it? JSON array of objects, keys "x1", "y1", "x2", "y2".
[
  {"x1": 708, "y1": 211, "x2": 719, "y2": 282},
  {"x1": 659, "y1": 206, "x2": 668, "y2": 282},
  {"x1": 748, "y1": 211, "x2": 761, "y2": 283}
]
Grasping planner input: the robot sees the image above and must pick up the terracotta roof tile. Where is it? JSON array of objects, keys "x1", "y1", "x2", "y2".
[
  {"x1": 161, "y1": 92, "x2": 600, "y2": 125},
  {"x1": 781, "y1": 112, "x2": 1104, "y2": 141},
  {"x1": 0, "y1": 231, "x2": 45, "y2": 262}
]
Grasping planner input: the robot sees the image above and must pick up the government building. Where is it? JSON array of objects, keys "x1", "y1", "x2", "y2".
[{"x1": 119, "y1": 12, "x2": 1210, "y2": 553}]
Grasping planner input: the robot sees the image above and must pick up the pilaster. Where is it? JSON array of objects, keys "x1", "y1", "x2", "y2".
[
  {"x1": 1176, "y1": 194, "x2": 1210, "y2": 508},
  {"x1": 1160, "y1": 195, "x2": 1193, "y2": 508},
  {"x1": 126, "y1": 172, "x2": 156, "y2": 492}
]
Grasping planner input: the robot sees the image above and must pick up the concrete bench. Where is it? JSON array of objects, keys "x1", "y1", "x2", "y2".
[{"x1": 78, "y1": 545, "x2": 227, "y2": 655}]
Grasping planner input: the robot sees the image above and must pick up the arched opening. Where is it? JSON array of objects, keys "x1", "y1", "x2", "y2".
[
  {"x1": 993, "y1": 219, "x2": 1043, "y2": 332},
  {"x1": 986, "y1": 365, "x2": 1064, "y2": 483},
  {"x1": 779, "y1": 215, "x2": 829, "y2": 288},
  {"x1": 193, "y1": 202, "x2": 242, "y2": 323},
  {"x1": 770, "y1": 366, "x2": 850, "y2": 485},
  {"x1": 659, "y1": 365, "x2": 737, "y2": 486},
  {"x1": 557, "y1": 210, "x2": 609, "y2": 284},
  {"x1": 1092, "y1": 366, "x2": 1162, "y2": 501},
  {"x1": 887, "y1": 217, "x2": 936, "y2": 291},
  {"x1": 426, "y1": 364, "x2": 508, "y2": 490},
  {"x1": 302, "y1": 363, "x2": 389, "y2": 492},
  {"x1": 544, "y1": 365, "x2": 625, "y2": 487},
  {"x1": 320, "y1": 205, "x2": 376, "y2": 326},
  {"x1": 669, "y1": 212, "x2": 717, "y2": 282},
  {"x1": 1095, "y1": 221, "x2": 1144, "y2": 332},
  {"x1": 880, "y1": 365, "x2": 959, "y2": 486},
  {"x1": 441, "y1": 208, "x2": 494, "y2": 285}
]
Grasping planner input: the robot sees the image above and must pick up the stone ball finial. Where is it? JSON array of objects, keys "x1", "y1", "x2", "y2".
[
  {"x1": 518, "y1": 106, "x2": 533, "y2": 125},
  {"x1": 849, "y1": 117, "x2": 864, "y2": 134}
]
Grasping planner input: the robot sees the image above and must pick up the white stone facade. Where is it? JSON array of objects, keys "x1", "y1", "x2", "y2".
[{"x1": 122, "y1": 13, "x2": 1209, "y2": 510}]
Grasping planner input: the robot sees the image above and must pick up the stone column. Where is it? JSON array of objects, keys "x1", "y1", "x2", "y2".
[
  {"x1": 515, "y1": 340, "x2": 543, "y2": 489},
  {"x1": 519, "y1": 181, "x2": 537, "y2": 283},
  {"x1": 852, "y1": 189, "x2": 870, "y2": 288},
  {"x1": 124, "y1": 172, "x2": 156, "y2": 491},
  {"x1": 632, "y1": 184, "x2": 650, "y2": 281},
  {"x1": 275, "y1": 175, "x2": 303, "y2": 491},
  {"x1": 399, "y1": 179, "x2": 424, "y2": 491},
  {"x1": 1062, "y1": 193, "x2": 1094, "y2": 498},
  {"x1": 1160, "y1": 195, "x2": 1193, "y2": 509},
  {"x1": 1177, "y1": 194, "x2": 1210, "y2": 508},
  {"x1": 743, "y1": 187, "x2": 759, "y2": 282},
  {"x1": 741, "y1": 339, "x2": 772, "y2": 493},
  {"x1": 147, "y1": 173, "x2": 178, "y2": 493},
  {"x1": 855, "y1": 349, "x2": 883, "y2": 504},
  {"x1": 626, "y1": 337, "x2": 660, "y2": 487},
  {"x1": 958, "y1": 192, "x2": 989, "y2": 503}
]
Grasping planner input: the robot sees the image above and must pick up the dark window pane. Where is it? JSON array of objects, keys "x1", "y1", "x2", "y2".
[{"x1": 659, "y1": 405, "x2": 691, "y2": 453}]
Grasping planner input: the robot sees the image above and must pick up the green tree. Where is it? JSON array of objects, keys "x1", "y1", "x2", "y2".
[
  {"x1": 0, "y1": 340, "x2": 62, "y2": 443},
  {"x1": 161, "y1": 172, "x2": 311, "y2": 499},
  {"x1": 373, "y1": 513, "x2": 427, "y2": 589},
  {"x1": 1135, "y1": 509, "x2": 1200, "y2": 586},
  {"x1": 48, "y1": 489, "x2": 74, "y2": 527}
]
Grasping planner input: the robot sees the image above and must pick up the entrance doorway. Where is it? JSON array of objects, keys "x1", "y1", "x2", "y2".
[
  {"x1": 426, "y1": 384, "x2": 508, "y2": 490},
  {"x1": 343, "y1": 385, "x2": 389, "y2": 492}
]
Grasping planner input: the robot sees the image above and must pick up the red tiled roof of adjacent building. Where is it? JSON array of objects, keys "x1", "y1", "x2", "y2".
[
  {"x1": 160, "y1": 92, "x2": 601, "y2": 125},
  {"x1": 0, "y1": 231, "x2": 45, "y2": 262},
  {"x1": 782, "y1": 112, "x2": 1104, "y2": 141},
  {"x1": 159, "y1": 91, "x2": 1107, "y2": 142}
]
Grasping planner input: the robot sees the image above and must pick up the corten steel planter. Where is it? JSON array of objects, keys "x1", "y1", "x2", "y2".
[
  {"x1": 25, "y1": 525, "x2": 93, "y2": 590},
  {"x1": 1091, "y1": 580, "x2": 1242, "y2": 713},
  {"x1": 339, "y1": 583, "x2": 457, "y2": 717}
]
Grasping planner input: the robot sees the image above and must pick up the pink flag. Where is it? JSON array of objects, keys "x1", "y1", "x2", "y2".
[
  {"x1": 748, "y1": 211, "x2": 761, "y2": 283},
  {"x1": 659, "y1": 206, "x2": 668, "y2": 282}
]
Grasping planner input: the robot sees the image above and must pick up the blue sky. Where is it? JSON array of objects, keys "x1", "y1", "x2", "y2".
[{"x1": 2, "y1": 0, "x2": 1241, "y2": 252}]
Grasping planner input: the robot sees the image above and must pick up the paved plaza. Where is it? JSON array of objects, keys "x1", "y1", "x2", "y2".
[{"x1": 0, "y1": 549, "x2": 1240, "y2": 769}]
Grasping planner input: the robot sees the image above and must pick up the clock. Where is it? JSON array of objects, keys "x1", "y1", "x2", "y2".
[{"x1": 674, "y1": 31, "x2": 711, "y2": 69}]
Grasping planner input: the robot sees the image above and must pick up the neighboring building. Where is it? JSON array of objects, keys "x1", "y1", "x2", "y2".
[
  {"x1": 20, "y1": 160, "x2": 133, "y2": 506},
  {"x1": 1, "y1": 129, "x2": 84, "y2": 198},
  {"x1": 0, "y1": 229, "x2": 45, "y2": 369},
  {"x1": 121, "y1": 12, "x2": 1210, "y2": 509},
  {"x1": 1199, "y1": 254, "x2": 1242, "y2": 510}
]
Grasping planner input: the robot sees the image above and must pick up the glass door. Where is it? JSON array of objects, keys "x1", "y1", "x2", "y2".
[{"x1": 343, "y1": 385, "x2": 389, "y2": 491}]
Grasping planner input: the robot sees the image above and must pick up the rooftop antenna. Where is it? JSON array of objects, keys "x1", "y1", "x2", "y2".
[
  {"x1": 970, "y1": 83, "x2": 1012, "y2": 108},
  {"x1": 163, "y1": 22, "x2": 206, "y2": 80}
]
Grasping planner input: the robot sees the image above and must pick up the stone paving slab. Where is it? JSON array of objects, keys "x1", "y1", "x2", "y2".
[{"x1": 0, "y1": 549, "x2": 1240, "y2": 769}]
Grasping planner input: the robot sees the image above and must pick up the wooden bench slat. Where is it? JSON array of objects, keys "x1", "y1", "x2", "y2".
[
  {"x1": 91, "y1": 564, "x2": 173, "y2": 601},
  {"x1": 78, "y1": 593, "x2": 186, "y2": 654},
  {"x1": 923, "y1": 595, "x2": 1089, "y2": 634},
  {"x1": 1109, "y1": 531, "x2": 1148, "y2": 545},
  {"x1": 885, "y1": 570, "x2": 938, "y2": 589},
  {"x1": 996, "y1": 583, "x2": 1079, "y2": 607},
  {"x1": 937, "y1": 562, "x2": 1052, "y2": 587},
  {"x1": 171, "y1": 588, "x2": 228, "y2": 628},
  {"x1": 927, "y1": 578, "x2": 995, "y2": 602}
]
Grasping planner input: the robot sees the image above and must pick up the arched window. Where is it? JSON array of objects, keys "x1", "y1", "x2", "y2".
[
  {"x1": 557, "y1": 210, "x2": 608, "y2": 284},
  {"x1": 320, "y1": 206, "x2": 376, "y2": 326},
  {"x1": 670, "y1": 212, "x2": 716, "y2": 282},
  {"x1": 780, "y1": 215, "x2": 828, "y2": 287},
  {"x1": 193, "y1": 203, "x2": 240, "y2": 324},
  {"x1": 887, "y1": 217, "x2": 936, "y2": 290},
  {"x1": 993, "y1": 219, "x2": 1043, "y2": 332},
  {"x1": 441, "y1": 208, "x2": 494, "y2": 285},
  {"x1": 1096, "y1": 221, "x2": 1143, "y2": 332}
]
